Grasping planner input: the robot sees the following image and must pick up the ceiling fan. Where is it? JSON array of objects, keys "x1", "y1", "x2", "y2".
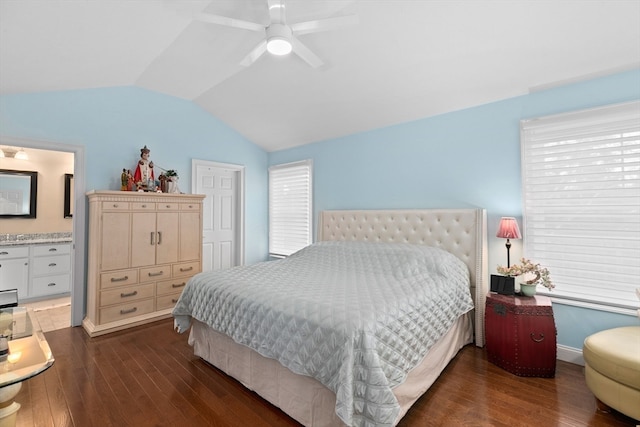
[{"x1": 196, "y1": 0, "x2": 358, "y2": 68}]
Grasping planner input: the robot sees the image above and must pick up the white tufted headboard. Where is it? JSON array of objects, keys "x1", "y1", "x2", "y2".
[{"x1": 318, "y1": 209, "x2": 488, "y2": 347}]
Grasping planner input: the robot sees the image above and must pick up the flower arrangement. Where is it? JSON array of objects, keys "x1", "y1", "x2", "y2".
[
  {"x1": 163, "y1": 169, "x2": 178, "y2": 181},
  {"x1": 496, "y1": 258, "x2": 555, "y2": 291}
]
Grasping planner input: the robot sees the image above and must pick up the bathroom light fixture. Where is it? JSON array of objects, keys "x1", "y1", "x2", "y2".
[
  {"x1": 0, "y1": 147, "x2": 28, "y2": 159},
  {"x1": 14, "y1": 148, "x2": 28, "y2": 160},
  {"x1": 0, "y1": 147, "x2": 18, "y2": 158}
]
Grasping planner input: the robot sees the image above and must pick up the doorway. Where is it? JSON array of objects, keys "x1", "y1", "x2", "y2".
[
  {"x1": 192, "y1": 159, "x2": 245, "y2": 271},
  {"x1": 0, "y1": 135, "x2": 86, "y2": 327}
]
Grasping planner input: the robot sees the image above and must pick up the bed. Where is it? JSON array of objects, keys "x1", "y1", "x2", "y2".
[{"x1": 173, "y1": 209, "x2": 488, "y2": 426}]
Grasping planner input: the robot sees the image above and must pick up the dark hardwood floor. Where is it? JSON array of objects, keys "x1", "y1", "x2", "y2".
[{"x1": 13, "y1": 319, "x2": 637, "y2": 427}]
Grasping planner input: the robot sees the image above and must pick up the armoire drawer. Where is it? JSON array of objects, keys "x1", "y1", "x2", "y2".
[
  {"x1": 156, "y1": 278, "x2": 187, "y2": 296},
  {"x1": 100, "y1": 269, "x2": 138, "y2": 289},
  {"x1": 99, "y1": 298, "x2": 155, "y2": 324},
  {"x1": 139, "y1": 265, "x2": 171, "y2": 282},
  {"x1": 101, "y1": 201, "x2": 129, "y2": 211},
  {"x1": 156, "y1": 293, "x2": 181, "y2": 310},
  {"x1": 172, "y1": 262, "x2": 200, "y2": 278},
  {"x1": 100, "y1": 283, "x2": 155, "y2": 307}
]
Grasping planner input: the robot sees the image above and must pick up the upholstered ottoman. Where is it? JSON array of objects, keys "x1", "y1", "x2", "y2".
[{"x1": 583, "y1": 326, "x2": 640, "y2": 421}]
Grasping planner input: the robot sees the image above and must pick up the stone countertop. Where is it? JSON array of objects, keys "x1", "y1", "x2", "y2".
[{"x1": 0, "y1": 233, "x2": 72, "y2": 247}]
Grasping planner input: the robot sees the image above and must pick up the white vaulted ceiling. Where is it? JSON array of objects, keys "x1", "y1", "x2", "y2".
[{"x1": 1, "y1": 0, "x2": 639, "y2": 151}]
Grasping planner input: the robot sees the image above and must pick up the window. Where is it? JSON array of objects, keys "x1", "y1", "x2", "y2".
[
  {"x1": 269, "y1": 160, "x2": 313, "y2": 257},
  {"x1": 521, "y1": 101, "x2": 640, "y2": 311}
]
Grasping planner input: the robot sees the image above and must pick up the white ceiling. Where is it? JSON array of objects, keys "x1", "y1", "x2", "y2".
[{"x1": 1, "y1": 0, "x2": 639, "y2": 152}]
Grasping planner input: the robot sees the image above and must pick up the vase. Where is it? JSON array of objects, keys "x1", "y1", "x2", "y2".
[
  {"x1": 167, "y1": 180, "x2": 178, "y2": 194},
  {"x1": 520, "y1": 283, "x2": 537, "y2": 297}
]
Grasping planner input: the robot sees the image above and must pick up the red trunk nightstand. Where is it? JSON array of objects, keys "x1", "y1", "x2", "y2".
[{"x1": 485, "y1": 293, "x2": 557, "y2": 377}]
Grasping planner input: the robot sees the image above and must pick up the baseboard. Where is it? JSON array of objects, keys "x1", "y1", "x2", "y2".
[{"x1": 557, "y1": 344, "x2": 584, "y2": 366}]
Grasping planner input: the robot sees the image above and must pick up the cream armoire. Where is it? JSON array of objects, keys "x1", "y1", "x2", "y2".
[{"x1": 83, "y1": 191, "x2": 205, "y2": 337}]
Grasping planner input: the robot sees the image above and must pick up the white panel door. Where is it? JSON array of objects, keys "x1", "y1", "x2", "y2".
[{"x1": 195, "y1": 163, "x2": 239, "y2": 271}]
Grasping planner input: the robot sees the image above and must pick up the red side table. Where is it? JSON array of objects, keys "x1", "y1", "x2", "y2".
[{"x1": 485, "y1": 293, "x2": 557, "y2": 377}]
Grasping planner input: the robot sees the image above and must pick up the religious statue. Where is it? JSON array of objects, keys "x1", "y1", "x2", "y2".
[{"x1": 133, "y1": 145, "x2": 154, "y2": 190}]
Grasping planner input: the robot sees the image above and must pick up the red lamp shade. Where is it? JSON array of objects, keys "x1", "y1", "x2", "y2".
[{"x1": 496, "y1": 217, "x2": 522, "y2": 239}]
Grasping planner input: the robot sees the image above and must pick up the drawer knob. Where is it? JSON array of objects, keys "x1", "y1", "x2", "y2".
[
  {"x1": 49, "y1": 263, "x2": 57, "y2": 267},
  {"x1": 121, "y1": 290, "x2": 138, "y2": 298},
  {"x1": 48, "y1": 283, "x2": 56, "y2": 287},
  {"x1": 0, "y1": 251, "x2": 8, "y2": 255},
  {"x1": 148, "y1": 270, "x2": 164, "y2": 277},
  {"x1": 530, "y1": 333, "x2": 545, "y2": 343},
  {"x1": 172, "y1": 282, "x2": 186, "y2": 288},
  {"x1": 49, "y1": 248, "x2": 57, "y2": 252},
  {"x1": 179, "y1": 266, "x2": 193, "y2": 272},
  {"x1": 171, "y1": 298, "x2": 178, "y2": 304},
  {"x1": 111, "y1": 275, "x2": 129, "y2": 282}
]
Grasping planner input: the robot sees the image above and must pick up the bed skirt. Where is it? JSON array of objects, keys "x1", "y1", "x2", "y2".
[{"x1": 188, "y1": 313, "x2": 473, "y2": 426}]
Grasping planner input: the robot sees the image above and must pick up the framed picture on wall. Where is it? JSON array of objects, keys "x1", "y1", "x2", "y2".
[{"x1": 64, "y1": 173, "x2": 73, "y2": 218}]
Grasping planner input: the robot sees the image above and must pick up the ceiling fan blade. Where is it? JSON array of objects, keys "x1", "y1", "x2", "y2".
[
  {"x1": 291, "y1": 37, "x2": 323, "y2": 68},
  {"x1": 196, "y1": 13, "x2": 264, "y2": 32},
  {"x1": 291, "y1": 14, "x2": 358, "y2": 36},
  {"x1": 239, "y1": 40, "x2": 268, "y2": 67}
]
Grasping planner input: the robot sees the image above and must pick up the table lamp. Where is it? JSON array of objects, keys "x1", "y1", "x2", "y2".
[{"x1": 496, "y1": 217, "x2": 521, "y2": 268}]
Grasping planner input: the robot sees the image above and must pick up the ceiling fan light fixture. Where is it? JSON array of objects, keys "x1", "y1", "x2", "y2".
[
  {"x1": 267, "y1": 38, "x2": 292, "y2": 55},
  {"x1": 266, "y1": 24, "x2": 292, "y2": 56}
]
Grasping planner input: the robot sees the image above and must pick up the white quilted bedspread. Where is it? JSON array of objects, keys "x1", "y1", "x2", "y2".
[{"x1": 173, "y1": 241, "x2": 473, "y2": 426}]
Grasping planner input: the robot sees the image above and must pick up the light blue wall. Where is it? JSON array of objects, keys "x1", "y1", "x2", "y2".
[
  {"x1": 0, "y1": 86, "x2": 268, "y2": 265},
  {"x1": 2, "y1": 71, "x2": 638, "y2": 351},
  {"x1": 269, "y1": 68, "x2": 640, "y2": 350}
]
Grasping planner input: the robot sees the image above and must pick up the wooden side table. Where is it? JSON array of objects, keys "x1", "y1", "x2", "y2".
[{"x1": 485, "y1": 293, "x2": 557, "y2": 377}]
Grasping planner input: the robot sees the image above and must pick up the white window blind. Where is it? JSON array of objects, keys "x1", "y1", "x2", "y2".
[
  {"x1": 521, "y1": 101, "x2": 640, "y2": 310},
  {"x1": 269, "y1": 160, "x2": 312, "y2": 257}
]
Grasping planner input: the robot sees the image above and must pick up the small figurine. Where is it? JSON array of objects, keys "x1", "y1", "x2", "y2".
[
  {"x1": 121, "y1": 169, "x2": 128, "y2": 191},
  {"x1": 126, "y1": 170, "x2": 134, "y2": 191}
]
